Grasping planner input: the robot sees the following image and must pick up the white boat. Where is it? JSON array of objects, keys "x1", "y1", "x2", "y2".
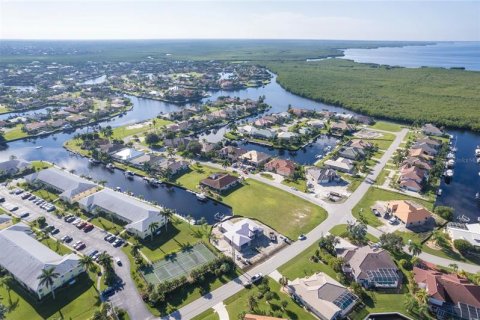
[
  {"x1": 458, "y1": 215, "x2": 471, "y2": 223},
  {"x1": 437, "y1": 189, "x2": 442, "y2": 196},
  {"x1": 475, "y1": 192, "x2": 479, "y2": 200},
  {"x1": 446, "y1": 152, "x2": 455, "y2": 159},
  {"x1": 89, "y1": 158, "x2": 100, "y2": 165},
  {"x1": 475, "y1": 146, "x2": 480, "y2": 157},
  {"x1": 445, "y1": 169, "x2": 454, "y2": 177},
  {"x1": 196, "y1": 193, "x2": 207, "y2": 201},
  {"x1": 315, "y1": 154, "x2": 323, "y2": 159},
  {"x1": 115, "y1": 186, "x2": 121, "y2": 191},
  {"x1": 446, "y1": 159, "x2": 455, "y2": 168},
  {"x1": 35, "y1": 146, "x2": 42, "y2": 149},
  {"x1": 124, "y1": 170, "x2": 134, "y2": 179},
  {"x1": 106, "y1": 163, "x2": 115, "y2": 170}
]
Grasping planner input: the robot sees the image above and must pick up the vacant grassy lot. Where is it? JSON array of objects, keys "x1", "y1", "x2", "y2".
[
  {"x1": 3, "y1": 124, "x2": 28, "y2": 141},
  {"x1": 362, "y1": 132, "x2": 396, "y2": 150},
  {"x1": 0, "y1": 273, "x2": 100, "y2": 320},
  {"x1": 329, "y1": 224, "x2": 379, "y2": 243},
  {"x1": 223, "y1": 179, "x2": 327, "y2": 239},
  {"x1": 224, "y1": 278, "x2": 316, "y2": 320},
  {"x1": 368, "y1": 121, "x2": 403, "y2": 132},
  {"x1": 111, "y1": 119, "x2": 172, "y2": 140},
  {"x1": 281, "y1": 178, "x2": 307, "y2": 192},
  {"x1": 267, "y1": 59, "x2": 480, "y2": 131},
  {"x1": 191, "y1": 309, "x2": 219, "y2": 320},
  {"x1": 278, "y1": 242, "x2": 338, "y2": 280},
  {"x1": 352, "y1": 187, "x2": 433, "y2": 227}
]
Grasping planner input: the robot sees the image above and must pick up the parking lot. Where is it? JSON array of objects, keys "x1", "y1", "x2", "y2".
[{"x1": 0, "y1": 184, "x2": 146, "y2": 314}]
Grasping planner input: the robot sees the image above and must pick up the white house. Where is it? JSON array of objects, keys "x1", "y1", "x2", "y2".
[
  {"x1": 112, "y1": 148, "x2": 145, "y2": 162},
  {"x1": 0, "y1": 223, "x2": 84, "y2": 300},
  {"x1": 446, "y1": 222, "x2": 480, "y2": 247},
  {"x1": 324, "y1": 157, "x2": 355, "y2": 173},
  {"x1": 219, "y1": 218, "x2": 263, "y2": 252}
]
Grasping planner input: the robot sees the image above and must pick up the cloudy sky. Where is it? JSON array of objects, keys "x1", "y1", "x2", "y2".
[{"x1": 1, "y1": 0, "x2": 479, "y2": 41}]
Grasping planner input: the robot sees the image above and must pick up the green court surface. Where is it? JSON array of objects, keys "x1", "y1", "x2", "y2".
[{"x1": 142, "y1": 243, "x2": 216, "y2": 284}]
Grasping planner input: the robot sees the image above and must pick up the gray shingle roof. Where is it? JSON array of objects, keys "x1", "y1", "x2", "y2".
[
  {"x1": 25, "y1": 167, "x2": 96, "y2": 200},
  {"x1": 78, "y1": 189, "x2": 165, "y2": 234},
  {"x1": 0, "y1": 223, "x2": 81, "y2": 292}
]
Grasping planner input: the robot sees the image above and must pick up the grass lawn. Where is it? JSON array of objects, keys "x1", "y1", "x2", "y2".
[
  {"x1": 32, "y1": 189, "x2": 60, "y2": 202},
  {"x1": 278, "y1": 242, "x2": 338, "y2": 280},
  {"x1": 341, "y1": 173, "x2": 364, "y2": 193},
  {"x1": 90, "y1": 216, "x2": 125, "y2": 235},
  {"x1": 191, "y1": 309, "x2": 219, "y2": 320},
  {"x1": 349, "y1": 290, "x2": 412, "y2": 320},
  {"x1": 362, "y1": 132, "x2": 396, "y2": 151},
  {"x1": 223, "y1": 179, "x2": 327, "y2": 239},
  {"x1": 31, "y1": 160, "x2": 53, "y2": 171},
  {"x1": 259, "y1": 172, "x2": 274, "y2": 180},
  {"x1": 41, "y1": 236, "x2": 72, "y2": 255},
  {"x1": 3, "y1": 124, "x2": 28, "y2": 141},
  {"x1": 368, "y1": 121, "x2": 403, "y2": 132},
  {"x1": 0, "y1": 104, "x2": 10, "y2": 114},
  {"x1": 352, "y1": 187, "x2": 433, "y2": 227},
  {"x1": 175, "y1": 164, "x2": 228, "y2": 192},
  {"x1": 224, "y1": 277, "x2": 317, "y2": 320},
  {"x1": 111, "y1": 119, "x2": 172, "y2": 140},
  {"x1": 281, "y1": 178, "x2": 307, "y2": 192},
  {"x1": 329, "y1": 224, "x2": 379, "y2": 243},
  {"x1": 0, "y1": 272, "x2": 101, "y2": 320},
  {"x1": 64, "y1": 138, "x2": 90, "y2": 157},
  {"x1": 130, "y1": 218, "x2": 210, "y2": 262}
]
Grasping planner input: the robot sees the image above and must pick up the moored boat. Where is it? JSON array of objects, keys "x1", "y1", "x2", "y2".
[{"x1": 196, "y1": 193, "x2": 207, "y2": 201}]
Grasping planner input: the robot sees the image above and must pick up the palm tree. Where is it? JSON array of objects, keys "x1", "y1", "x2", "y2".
[
  {"x1": 160, "y1": 208, "x2": 175, "y2": 232},
  {"x1": 37, "y1": 267, "x2": 60, "y2": 300},
  {"x1": 79, "y1": 255, "x2": 95, "y2": 271},
  {"x1": 0, "y1": 302, "x2": 8, "y2": 320},
  {"x1": 247, "y1": 295, "x2": 257, "y2": 311},
  {"x1": 408, "y1": 242, "x2": 422, "y2": 257},
  {"x1": 449, "y1": 263, "x2": 459, "y2": 273},
  {"x1": 98, "y1": 252, "x2": 113, "y2": 270},
  {"x1": 279, "y1": 276, "x2": 289, "y2": 288},
  {"x1": 148, "y1": 222, "x2": 160, "y2": 241},
  {"x1": 0, "y1": 275, "x2": 12, "y2": 300}
]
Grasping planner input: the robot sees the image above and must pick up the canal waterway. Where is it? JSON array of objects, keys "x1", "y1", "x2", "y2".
[{"x1": 1, "y1": 73, "x2": 478, "y2": 221}]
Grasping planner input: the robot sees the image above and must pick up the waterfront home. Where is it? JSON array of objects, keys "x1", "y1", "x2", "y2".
[
  {"x1": 348, "y1": 139, "x2": 373, "y2": 150},
  {"x1": 78, "y1": 189, "x2": 166, "y2": 239},
  {"x1": 421, "y1": 123, "x2": 443, "y2": 136},
  {"x1": 112, "y1": 147, "x2": 145, "y2": 162},
  {"x1": 155, "y1": 159, "x2": 189, "y2": 176},
  {"x1": 446, "y1": 222, "x2": 480, "y2": 247},
  {"x1": 163, "y1": 137, "x2": 193, "y2": 149},
  {"x1": 288, "y1": 108, "x2": 311, "y2": 117},
  {"x1": 218, "y1": 146, "x2": 247, "y2": 161},
  {"x1": 66, "y1": 114, "x2": 87, "y2": 124},
  {"x1": 25, "y1": 121, "x2": 48, "y2": 133},
  {"x1": 277, "y1": 131, "x2": 298, "y2": 141},
  {"x1": 240, "y1": 150, "x2": 271, "y2": 167},
  {"x1": 401, "y1": 157, "x2": 433, "y2": 171},
  {"x1": 398, "y1": 166, "x2": 427, "y2": 192},
  {"x1": 411, "y1": 142, "x2": 439, "y2": 156},
  {"x1": 254, "y1": 117, "x2": 274, "y2": 127},
  {"x1": 413, "y1": 266, "x2": 480, "y2": 320},
  {"x1": 239, "y1": 125, "x2": 276, "y2": 139},
  {"x1": 306, "y1": 167, "x2": 340, "y2": 185},
  {"x1": 244, "y1": 315, "x2": 286, "y2": 320},
  {"x1": 218, "y1": 218, "x2": 263, "y2": 252},
  {"x1": 330, "y1": 120, "x2": 354, "y2": 136},
  {"x1": 0, "y1": 158, "x2": 32, "y2": 177},
  {"x1": 337, "y1": 146, "x2": 365, "y2": 160},
  {"x1": 324, "y1": 157, "x2": 355, "y2": 173},
  {"x1": 416, "y1": 137, "x2": 442, "y2": 149},
  {"x1": 308, "y1": 119, "x2": 326, "y2": 129},
  {"x1": 200, "y1": 173, "x2": 240, "y2": 192},
  {"x1": 287, "y1": 272, "x2": 358, "y2": 320},
  {"x1": 386, "y1": 200, "x2": 433, "y2": 227},
  {"x1": 0, "y1": 223, "x2": 84, "y2": 300},
  {"x1": 25, "y1": 167, "x2": 98, "y2": 203},
  {"x1": 264, "y1": 158, "x2": 296, "y2": 177},
  {"x1": 97, "y1": 140, "x2": 125, "y2": 155},
  {"x1": 340, "y1": 246, "x2": 401, "y2": 289}
]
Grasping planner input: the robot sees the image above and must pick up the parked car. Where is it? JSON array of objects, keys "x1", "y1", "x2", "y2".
[
  {"x1": 0, "y1": 197, "x2": 5, "y2": 203},
  {"x1": 388, "y1": 217, "x2": 398, "y2": 225},
  {"x1": 76, "y1": 222, "x2": 87, "y2": 229},
  {"x1": 88, "y1": 250, "x2": 99, "y2": 257},
  {"x1": 14, "y1": 189, "x2": 23, "y2": 195},
  {"x1": 21, "y1": 193, "x2": 31, "y2": 200},
  {"x1": 250, "y1": 273, "x2": 263, "y2": 284},
  {"x1": 115, "y1": 257, "x2": 122, "y2": 266},
  {"x1": 73, "y1": 241, "x2": 86, "y2": 250},
  {"x1": 83, "y1": 223, "x2": 94, "y2": 232},
  {"x1": 19, "y1": 212, "x2": 30, "y2": 218},
  {"x1": 101, "y1": 287, "x2": 115, "y2": 298},
  {"x1": 28, "y1": 195, "x2": 36, "y2": 200},
  {"x1": 107, "y1": 236, "x2": 117, "y2": 243},
  {"x1": 104, "y1": 234, "x2": 114, "y2": 241},
  {"x1": 61, "y1": 235, "x2": 73, "y2": 243},
  {"x1": 298, "y1": 234, "x2": 306, "y2": 241},
  {"x1": 113, "y1": 239, "x2": 124, "y2": 247},
  {"x1": 51, "y1": 228, "x2": 60, "y2": 235}
]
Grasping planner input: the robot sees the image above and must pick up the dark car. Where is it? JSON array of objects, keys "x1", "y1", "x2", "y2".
[
  {"x1": 19, "y1": 212, "x2": 30, "y2": 218},
  {"x1": 101, "y1": 287, "x2": 115, "y2": 298},
  {"x1": 83, "y1": 223, "x2": 94, "y2": 232},
  {"x1": 51, "y1": 228, "x2": 60, "y2": 235}
]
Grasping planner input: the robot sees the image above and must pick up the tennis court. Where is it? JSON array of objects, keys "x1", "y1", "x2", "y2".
[{"x1": 142, "y1": 243, "x2": 217, "y2": 284}]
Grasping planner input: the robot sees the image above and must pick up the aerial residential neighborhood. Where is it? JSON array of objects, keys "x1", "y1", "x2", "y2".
[{"x1": 0, "y1": 2, "x2": 479, "y2": 320}]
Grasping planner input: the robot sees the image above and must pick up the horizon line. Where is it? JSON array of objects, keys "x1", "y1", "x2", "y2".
[{"x1": 1, "y1": 38, "x2": 478, "y2": 42}]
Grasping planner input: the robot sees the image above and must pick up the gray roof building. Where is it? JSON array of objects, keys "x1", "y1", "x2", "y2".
[
  {"x1": 0, "y1": 159, "x2": 32, "y2": 176},
  {"x1": 0, "y1": 223, "x2": 83, "y2": 299},
  {"x1": 78, "y1": 189, "x2": 166, "y2": 238},
  {"x1": 25, "y1": 167, "x2": 97, "y2": 203}
]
